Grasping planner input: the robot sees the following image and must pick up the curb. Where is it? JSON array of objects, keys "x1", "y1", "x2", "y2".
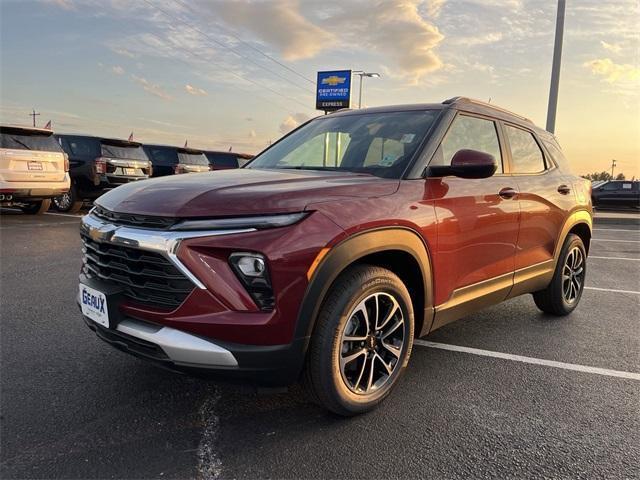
[{"x1": 593, "y1": 215, "x2": 640, "y2": 227}]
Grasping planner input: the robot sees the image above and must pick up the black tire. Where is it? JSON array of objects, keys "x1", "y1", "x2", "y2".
[
  {"x1": 533, "y1": 234, "x2": 586, "y2": 316},
  {"x1": 304, "y1": 264, "x2": 414, "y2": 416},
  {"x1": 20, "y1": 199, "x2": 51, "y2": 215},
  {"x1": 52, "y1": 184, "x2": 83, "y2": 213}
]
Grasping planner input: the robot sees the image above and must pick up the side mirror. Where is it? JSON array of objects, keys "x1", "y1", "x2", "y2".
[{"x1": 427, "y1": 149, "x2": 497, "y2": 179}]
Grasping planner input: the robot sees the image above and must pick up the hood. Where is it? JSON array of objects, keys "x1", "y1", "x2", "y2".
[{"x1": 96, "y1": 168, "x2": 399, "y2": 217}]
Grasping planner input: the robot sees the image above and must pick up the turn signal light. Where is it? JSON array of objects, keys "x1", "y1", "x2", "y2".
[{"x1": 63, "y1": 153, "x2": 70, "y2": 172}]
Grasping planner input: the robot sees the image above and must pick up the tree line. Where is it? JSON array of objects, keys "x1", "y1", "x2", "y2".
[{"x1": 581, "y1": 172, "x2": 628, "y2": 181}]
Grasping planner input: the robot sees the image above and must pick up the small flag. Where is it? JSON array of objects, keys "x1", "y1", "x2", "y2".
[
  {"x1": 44, "y1": 120, "x2": 52, "y2": 130},
  {"x1": 228, "y1": 146, "x2": 232, "y2": 152},
  {"x1": 128, "y1": 131, "x2": 134, "y2": 142},
  {"x1": 184, "y1": 139, "x2": 188, "y2": 148}
]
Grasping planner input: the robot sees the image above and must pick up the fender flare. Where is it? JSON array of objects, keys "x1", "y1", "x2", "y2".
[
  {"x1": 553, "y1": 210, "x2": 593, "y2": 262},
  {"x1": 294, "y1": 227, "x2": 435, "y2": 343}
]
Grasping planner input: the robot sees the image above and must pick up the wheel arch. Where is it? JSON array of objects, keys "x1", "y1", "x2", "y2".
[
  {"x1": 553, "y1": 210, "x2": 593, "y2": 262},
  {"x1": 295, "y1": 227, "x2": 435, "y2": 346}
]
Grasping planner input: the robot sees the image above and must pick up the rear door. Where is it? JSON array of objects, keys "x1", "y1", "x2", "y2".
[
  {"x1": 0, "y1": 128, "x2": 66, "y2": 183},
  {"x1": 502, "y1": 123, "x2": 574, "y2": 271}
]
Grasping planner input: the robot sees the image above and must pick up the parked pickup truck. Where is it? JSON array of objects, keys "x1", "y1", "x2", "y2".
[
  {"x1": 0, "y1": 125, "x2": 69, "y2": 214},
  {"x1": 77, "y1": 97, "x2": 592, "y2": 415}
]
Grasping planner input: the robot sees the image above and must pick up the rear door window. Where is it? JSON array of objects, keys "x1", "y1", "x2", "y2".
[{"x1": 505, "y1": 125, "x2": 546, "y2": 174}]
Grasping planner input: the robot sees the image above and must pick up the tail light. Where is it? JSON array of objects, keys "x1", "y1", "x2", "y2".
[
  {"x1": 147, "y1": 161, "x2": 153, "y2": 177},
  {"x1": 94, "y1": 157, "x2": 107, "y2": 174},
  {"x1": 63, "y1": 153, "x2": 70, "y2": 172},
  {"x1": 174, "y1": 165, "x2": 185, "y2": 174},
  {"x1": 209, "y1": 165, "x2": 215, "y2": 171}
]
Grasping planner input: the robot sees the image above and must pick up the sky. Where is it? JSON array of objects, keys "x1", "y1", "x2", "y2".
[{"x1": 1, "y1": 0, "x2": 638, "y2": 177}]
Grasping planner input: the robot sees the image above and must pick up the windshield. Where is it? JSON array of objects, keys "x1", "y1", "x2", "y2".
[
  {"x1": 248, "y1": 110, "x2": 439, "y2": 178},
  {"x1": 0, "y1": 129, "x2": 63, "y2": 152},
  {"x1": 178, "y1": 152, "x2": 208, "y2": 165},
  {"x1": 101, "y1": 142, "x2": 148, "y2": 160}
]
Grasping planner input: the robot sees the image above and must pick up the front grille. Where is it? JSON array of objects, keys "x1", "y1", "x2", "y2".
[
  {"x1": 81, "y1": 234, "x2": 194, "y2": 309},
  {"x1": 93, "y1": 205, "x2": 176, "y2": 230}
]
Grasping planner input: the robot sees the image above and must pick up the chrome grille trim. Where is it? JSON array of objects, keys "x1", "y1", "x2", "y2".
[{"x1": 80, "y1": 212, "x2": 255, "y2": 290}]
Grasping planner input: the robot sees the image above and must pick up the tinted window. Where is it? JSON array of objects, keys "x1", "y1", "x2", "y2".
[
  {"x1": 101, "y1": 142, "x2": 148, "y2": 160},
  {"x1": 66, "y1": 137, "x2": 99, "y2": 157},
  {"x1": 505, "y1": 125, "x2": 545, "y2": 174},
  {"x1": 433, "y1": 115, "x2": 503, "y2": 173},
  {"x1": 178, "y1": 152, "x2": 208, "y2": 165},
  {"x1": 1, "y1": 128, "x2": 63, "y2": 152},
  {"x1": 542, "y1": 140, "x2": 565, "y2": 168},
  {"x1": 248, "y1": 111, "x2": 438, "y2": 179},
  {"x1": 206, "y1": 153, "x2": 240, "y2": 168},
  {"x1": 601, "y1": 182, "x2": 619, "y2": 191},
  {"x1": 145, "y1": 146, "x2": 178, "y2": 165}
]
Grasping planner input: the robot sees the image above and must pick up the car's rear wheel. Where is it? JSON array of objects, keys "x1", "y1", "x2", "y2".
[
  {"x1": 52, "y1": 184, "x2": 83, "y2": 213},
  {"x1": 304, "y1": 265, "x2": 414, "y2": 416},
  {"x1": 20, "y1": 199, "x2": 51, "y2": 215},
  {"x1": 533, "y1": 233, "x2": 586, "y2": 316}
]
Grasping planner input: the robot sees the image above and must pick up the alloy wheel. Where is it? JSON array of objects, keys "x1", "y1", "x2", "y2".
[
  {"x1": 54, "y1": 192, "x2": 71, "y2": 211},
  {"x1": 562, "y1": 246, "x2": 585, "y2": 304},
  {"x1": 339, "y1": 292, "x2": 405, "y2": 395}
]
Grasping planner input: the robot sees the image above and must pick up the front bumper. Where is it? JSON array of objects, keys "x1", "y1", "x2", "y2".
[{"x1": 83, "y1": 315, "x2": 307, "y2": 386}]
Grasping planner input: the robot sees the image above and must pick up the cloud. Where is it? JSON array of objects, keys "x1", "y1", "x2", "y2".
[
  {"x1": 111, "y1": 65, "x2": 125, "y2": 75},
  {"x1": 215, "y1": 0, "x2": 335, "y2": 61},
  {"x1": 426, "y1": 0, "x2": 446, "y2": 17},
  {"x1": 600, "y1": 41, "x2": 622, "y2": 54},
  {"x1": 112, "y1": 47, "x2": 138, "y2": 58},
  {"x1": 43, "y1": 0, "x2": 75, "y2": 9},
  {"x1": 185, "y1": 84, "x2": 208, "y2": 96},
  {"x1": 279, "y1": 112, "x2": 310, "y2": 134},
  {"x1": 450, "y1": 32, "x2": 503, "y2": 46},
  {"x1": 583, "y1": 58, "x2": 640, "y2": 83},
  {"x1": 131, "y1": 75, "x2": 172, "y2": 100}
]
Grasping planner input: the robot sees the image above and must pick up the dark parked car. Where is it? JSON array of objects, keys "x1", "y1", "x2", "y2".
[
  {"x1": 78, "y1": 97, "x2": 592, "y2": 415},
  {"x1": 203, "y1": 150, "x2": 254, "y2": 170},
  {"x1": 143, "y1": 144, "x2": 210, "y2": 176},
  {"x1": 53, "y1": 135, "x2": 151, "y2": 213},
  {"x1": 591, "y1": 180, "x2": 640, "y2": 209}
]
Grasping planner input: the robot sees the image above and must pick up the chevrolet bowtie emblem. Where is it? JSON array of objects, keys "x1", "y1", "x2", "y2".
[
  {"x1": 89, "y1": 224, "x2": 118, "y2": 243},
  {"x1": 321, "y1": 76, "x2": 346, "y2": 86}
]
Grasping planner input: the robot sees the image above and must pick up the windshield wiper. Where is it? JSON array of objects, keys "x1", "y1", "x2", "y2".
[{"x1": 10, "y1": 137, "x2": 31, "y2": 150}]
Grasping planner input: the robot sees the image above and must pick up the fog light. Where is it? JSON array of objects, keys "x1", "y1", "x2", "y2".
[
  {"x1": 236, "y1": 255, "x2": 266, "y2": 277},
  {"x1": 229, "y1": 252, "x2": 274, "y2": 311}
]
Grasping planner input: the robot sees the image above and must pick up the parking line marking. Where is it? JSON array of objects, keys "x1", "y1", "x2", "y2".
[
  {"x1": 44, "y1": 212, "x2": 84, "y2": 218},
  {"x1": 593, "y1": 228, "x2": 640, "y2": 233},
  {"x1": 413, "y1": 340, "x2": 640, "y2": 381},
  {"x1": 585, "y1": 286, "x2": 640, "y2": 295},
  {"x1": 589, "y1": 256, "x2": 640, "y2": 261},
  {"x1": 592, "y1": 238, "x2": 640, "y2": 243}
]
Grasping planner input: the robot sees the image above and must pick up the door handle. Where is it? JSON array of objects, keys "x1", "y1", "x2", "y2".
[
  {"x1": 557, "y1": 184, "x2": 571, "y2": 195},
  {"x1": 499, "y1": 187, "x2": 518, "y2": 199}
]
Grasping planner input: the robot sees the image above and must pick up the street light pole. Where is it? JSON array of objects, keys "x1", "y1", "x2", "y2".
[
  {"x1": 546, "y1": 0, "x2": 566, "y2": 133},
  {"x1": 611, "y1": 159, "x2": 617, "y2": 179},
  {"x1": 352, "y1": 71, "x2": 380, "y2": 109}
]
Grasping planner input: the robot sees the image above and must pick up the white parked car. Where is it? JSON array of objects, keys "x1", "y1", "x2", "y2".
[{"x1": 0, "y1": 125, "x2": 70, "y2": 214}]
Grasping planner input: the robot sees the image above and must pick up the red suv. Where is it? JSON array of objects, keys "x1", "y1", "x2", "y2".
[{"x1": 78, "y1": 97, "x2": 592, "y2": 415}]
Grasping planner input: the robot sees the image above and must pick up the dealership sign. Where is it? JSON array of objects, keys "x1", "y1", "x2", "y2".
[{"x1": 316, "y1": 70, "x2": 352, "y2": 111}]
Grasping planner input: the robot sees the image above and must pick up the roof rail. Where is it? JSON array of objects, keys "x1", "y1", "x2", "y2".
[{"x1": 442, "y1": 96, "x2": 533, "y2": 123}]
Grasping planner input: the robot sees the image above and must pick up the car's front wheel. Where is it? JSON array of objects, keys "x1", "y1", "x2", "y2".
[
  {"x1": 20, "y1": 199, "x2": 51, "y2": 215},
  {"x1": 304, "y1": 265, "x2": 414, "y2": 416}
]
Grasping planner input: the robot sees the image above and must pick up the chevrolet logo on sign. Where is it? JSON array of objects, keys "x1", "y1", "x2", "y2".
[{"x1": 321, "y1": 75, "x2": 346, "y2": 86}]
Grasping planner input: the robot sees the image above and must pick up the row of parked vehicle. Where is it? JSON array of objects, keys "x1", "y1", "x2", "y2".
[{"x1": 0, "y1": 125, "x2": 254, "y2": 214}]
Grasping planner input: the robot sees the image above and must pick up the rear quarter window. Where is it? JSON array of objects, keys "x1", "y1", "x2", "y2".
[{"x1": 66, "y1": 137, "x2": 99, "y2": 157}]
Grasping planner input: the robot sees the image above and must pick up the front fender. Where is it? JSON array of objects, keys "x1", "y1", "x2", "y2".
[{"x1": 294, "y1": 227, "x2": 435, "y2": 343}]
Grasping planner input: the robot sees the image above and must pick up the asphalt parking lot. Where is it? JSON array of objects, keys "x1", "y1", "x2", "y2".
[{"x1": 1, "y1": 210, "x2": 639, "y2": 479}]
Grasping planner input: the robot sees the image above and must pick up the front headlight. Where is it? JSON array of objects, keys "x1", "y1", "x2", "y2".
[{"x1": 169, "y1": 212, "x2": 308, "y2": 231}]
